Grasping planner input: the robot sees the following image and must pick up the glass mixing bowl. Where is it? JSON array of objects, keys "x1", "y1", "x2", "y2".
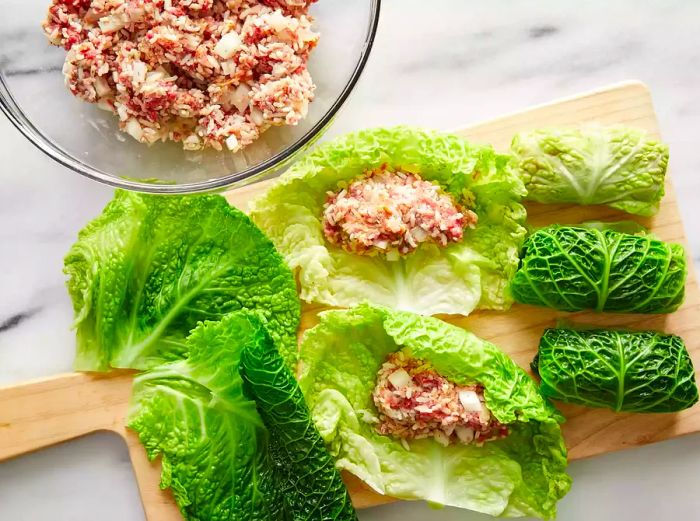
[{"x1": 0, "y1": 0, "x2": 380, "y2": 193}]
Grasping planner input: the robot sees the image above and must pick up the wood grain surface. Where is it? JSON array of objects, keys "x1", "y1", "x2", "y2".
[{"x1": 1, "y1": 81, "x2": 698, "y2": 518}]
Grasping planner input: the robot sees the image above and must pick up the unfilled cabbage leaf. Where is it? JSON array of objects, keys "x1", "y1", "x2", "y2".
[
  {"x1": 533, "y1": 328, "x2": 699, "y2": 413},
  {"x1": 128, "y1": 312, "x2": 357, "y2": 521},
  {"x1": 511, "y1": 127, "x2": 669, "y2": 216},
  {"x1": 249, "y1": 127, "x2": 527, "y2": 316},
  {"x1": 511, "y1": 225, "x2": 686, "y2": 313},
  {"x1": 240, "y1": 316, "x2": 357, "y2": 520},
  {"x1": 298, "y1": 304, "x2": 571, "y2": 519},
  {"x1": 64, "y1": 190, "x2": 300, "y2": 370}
]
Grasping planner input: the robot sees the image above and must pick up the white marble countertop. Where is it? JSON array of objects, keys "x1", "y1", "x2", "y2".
[{"x1": 2, "y1": 1, "x2": 700, "y2": 520}]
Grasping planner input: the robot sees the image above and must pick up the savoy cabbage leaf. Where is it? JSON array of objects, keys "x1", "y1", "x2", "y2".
[
  {"x1": 298, "y1": 304, "x2": 571, "y2": 519},
  {"x1": 510, "y1": 225, "x2": 686, "y2": 313},
  {"x1": 64, "y1": 190, "x2": 300, "y2": 370},
  {"x1": 533, "y1": 328, "x2": 699, "y2": 413},
  {"x1": 512, "y1": 127, "x2": 669, "y2": 216},
  {"x1": 240, "y1": 317, "x2": 357, "y2": 520},
  {"x1": 129, "y1": 312, "x2": 357, "y2": 521},
  {"x1": 250, "y1": 126, "x2": 527, "y2": 317}
]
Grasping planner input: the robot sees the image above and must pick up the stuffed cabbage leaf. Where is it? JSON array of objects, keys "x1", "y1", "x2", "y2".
[
  {"x1": 298, "y1": 304, "x2": 571, "y2": 519},
  {"x1": 510, "y1": 225, "x2": 686, "y2": 313},
  {"x1": 511, "y1": 127, "x2": 669, "y2": 216},
  {"x1": 250, "y1": 126, "x2": 528, "y2": 317},
  {"x1": 533, "y1": 328, "x2": 699, "y2": 413}
]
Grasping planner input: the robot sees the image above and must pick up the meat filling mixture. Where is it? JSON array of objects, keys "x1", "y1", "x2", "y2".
[
  {"x1": 372, "y1": 351, "x2": 509, "y2": 447},
  {"x1": 42, "y1": 0, "x2": 319, "y2": 151},
  {"x1": 323, "y1": 165, "x2": 478, "y2": 257}
]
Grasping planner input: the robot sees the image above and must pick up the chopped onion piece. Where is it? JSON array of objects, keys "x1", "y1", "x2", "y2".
[
  {"x1": 411, "y1": 227, "x2": 428, "y2": 242},
  {"x1": 231, "y1": 83, "x2": 251, "y2": 112},
  {"x1": 98, "y1": 13, "x2": 128, "y2": 34},
  {"x1": 214, "y1": 31, "x2": 242, "y2": 59},
  {"x1": 458, "y1": 390, "x2": 482, "y2": 412},
  {"x1": 387, "y1": 369, "x2": 411, "y2": 389},
  {"x1": 183, "y1": 134, "x2": 202, "y2": 151},
  {"x1": 131, "y1": 60, "x2": 147, "y2": 85},
  {"x1": 225, "y1": 134, "x2": 240, "y2": 151},
  {"x1": 220, "y1": 59, "x2": 236, "y2": 76},
  {"x1": 250, "y1": 107, "x2": 265, "y2": 126},
  {"x1": 145, "y1": 70, "x2": 165, "y2": 84},
  {"x1": 455, "y1": 426, "x2": 475, "y2": 443},
  {"x1": 94, "y1": 77, "x2": 111, "y2": 98},
  {"x1": 125, "y1": 119, "x2": 144, "y2": 141}
]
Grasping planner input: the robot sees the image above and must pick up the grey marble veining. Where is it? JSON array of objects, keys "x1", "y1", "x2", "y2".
[
  {"x1": 0, "y1": 1, "x2": 60, "y2": 75},
  {"x1": 1, "y1": 1, "x2": 700, "y2": 520}
]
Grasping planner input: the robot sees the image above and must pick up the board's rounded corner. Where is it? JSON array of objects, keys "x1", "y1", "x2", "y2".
[{"x1": 618, "y1": 79, "x2": 653, "y2": 98}]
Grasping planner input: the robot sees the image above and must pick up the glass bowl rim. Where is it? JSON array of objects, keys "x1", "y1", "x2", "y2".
[{"x1": 0, "y1": 0, "x2": 382, "y2": 194}]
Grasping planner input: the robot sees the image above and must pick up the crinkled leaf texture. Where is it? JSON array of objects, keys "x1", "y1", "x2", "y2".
[
  {"x1": 240, "y1": 318, "x2": 357, "y2": 520},
  {"x1": 298, "y1": 304, "x2": 571, "y2": 519},
  {"x1": 128, "y1": 312, "x2": 357, "y2": 521},
  {"x1": 512, "y1": 126, "x2": 669, "y2": 216},
  {"x1": 511, "y1": 225, "x2": 686, "y2": 313},
  {"x1": 64, "y1": 191, "x2": 300, "y2": 370},
  {"x1": 533, "y1": 328, "x2": 699, "y2": 413},
  {"x1": 249, "y1": 127, "x2": 527, "y2": 316}
]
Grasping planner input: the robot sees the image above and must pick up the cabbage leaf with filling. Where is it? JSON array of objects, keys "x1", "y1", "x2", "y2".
[
  {"x1": 298, "y1": 304, "x2": 571, "y2": 519},
  {"x1": 250, "y1": 127, "x2": 528, "y2": 316}
]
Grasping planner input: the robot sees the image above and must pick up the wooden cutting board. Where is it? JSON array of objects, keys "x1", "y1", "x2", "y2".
[{"x1": 1, "y1": 81, "x2": 698, "y2": 520}]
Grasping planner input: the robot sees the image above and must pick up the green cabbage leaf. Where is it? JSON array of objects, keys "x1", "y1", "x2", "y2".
[
  {"x1": 64, "y1": 191, "x2": 300, "y2": 370},
  {"x1": 533, "y1": 328, "x2": 699, "y2": 413},
  {"x1": 250, "y1": 127, "x2": 527, "y2": 316},
  {"x1": 128, "y1": 311, "x2": 357, "y2": 521},
  {"x1": 510, "y1": 225, "x2": 686, "y2": 313},
  {"x1": 240, "y1": 315, "x2": 357, "y2": 520},
  {"x1": 298, "y1": 304, "x2": 571, "y2": 519},
  {"x1": 511, "y1": 127, "x2": 669, "y2": 216}
]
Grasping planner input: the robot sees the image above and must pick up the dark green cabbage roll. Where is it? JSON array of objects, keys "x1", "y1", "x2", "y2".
[
  {"x1": 511, "y1": 225, "x2": 686, "y2": 313},
  {"x1": 511, "y1": 127, "x2": 669, "y2": 216},
  {"x1": 532, "y1": 328, "x2": 699, "y2": 413}
]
